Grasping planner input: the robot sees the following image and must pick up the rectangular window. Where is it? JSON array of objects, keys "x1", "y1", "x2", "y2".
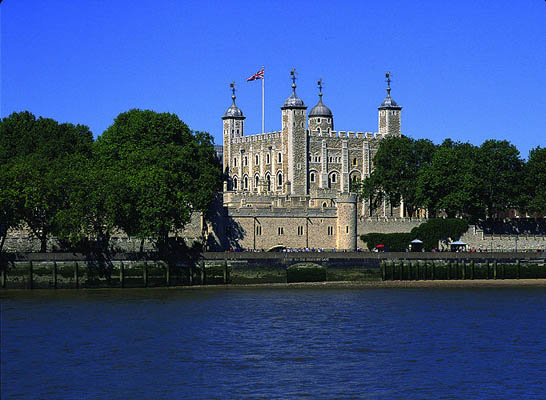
[
  {"x1": 278, "y1": 227, "x2": 284, "y2": 235},
  {"x1": 278, "y1": 152, "x2": 282, "y2": 163},
  {"x1": 327, "y1": 226, "x2": 334, "y2": 236},
  {"x1": 255, "y1": 155, "x2": 259, "y2": 165},
  {"x1": 256, "y1": 225, "x2": 262, "y2": 235},
  {"x1": 297, "y1": 226, "x2": 304, "y2": 236},
  {"x1": 233, "y1": 157, "x2": 237, "y2": 167},
  {"x1": 346, "y1": 226, "x2": 349, "y2": 233},
  {"x1": 244, "y1": 156, "x2": 248, "y2": 166}
]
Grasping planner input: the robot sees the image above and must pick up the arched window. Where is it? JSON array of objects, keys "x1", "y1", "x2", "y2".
[
  {"x1": 277, "y1": 172, "x2": 283, "y2": 187},
  {"x1": 328, "y1": 173, "x2": 337, "y2": 189},
  {"x1": 233, "y1": 177, "x2": 238, "y2": 190},
  {"x1": 353, "y1": 158, "x2": 358, "y2": 166},
  {"x1": 265, "y1": 174, "x2": 271, "y2": 191},
  {"x1": 244, "y1": 176, "x2": 248, "y2": 190},
  {"x1": 317, "y1": 127, "x2": 321, "y2": 133},
  {"x1": 310, "y1": 172, "x2": 316, "y2": 183},
  {"x1": 255, "y1": 174, "x2": 259, "y2": 188}
]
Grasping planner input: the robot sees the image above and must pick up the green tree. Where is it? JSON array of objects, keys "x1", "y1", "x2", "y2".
[
  {"x1": 477, "y1": 139, "x2": 524, "y2": 218},
  {"x1": 0, "y1": 112, "x2": 93, "y2": 252},
  {"x1": 417, "y1": 140, "x2": 482, "y2": 219},
  {"x1": 94, "y1": 109, "x2": 221, "y2": 253},
  {"x1": 360, "y1": 136, "x2": 435, "y2": 216},
  {"x1": 521, "y1": 146, "x2": 546, "y2": 215}
]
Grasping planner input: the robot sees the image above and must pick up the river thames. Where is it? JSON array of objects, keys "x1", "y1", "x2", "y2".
[{"x1": 2, "y1": 286, "x2": 545, "y2": 399}]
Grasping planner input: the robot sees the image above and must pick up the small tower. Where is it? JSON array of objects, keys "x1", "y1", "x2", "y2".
[
  {"x1": 336, "y1": 193, "x2": 357, "y2": 251},
  {"x1": 222, "y1": 82, "x2": 245, "y2": 184},
  {"x1": 378, "y1": 72, "x2": 402, "y2": 136},
  {"x1": 308, "y1": 79, "x2": 333, "y2": 133},
  {"x1": 281, "y1": 69, "x2": 308, "y2": 196}
]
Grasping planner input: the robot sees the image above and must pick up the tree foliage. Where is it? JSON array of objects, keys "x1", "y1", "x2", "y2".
[
  {"x1": 477, "y1": 140, "x2": 524, "y2": 218},
  {"x1": 521, "y1": 146, "x2": 546, "y2": 215},
  {"x1": 360, "y1": 136, "x2": 435, "y2": 216},
  {"x1": 0, "y1": 112, "x2": 93, "y2": 252},
  {"x1": 94, "y1": 109, "x2": 221, "y2": 251},
  {"x1": 417, "y1": 140, "x2": 482, "y2": 219}
]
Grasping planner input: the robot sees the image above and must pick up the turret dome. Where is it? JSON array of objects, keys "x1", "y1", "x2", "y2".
[
  {"x1": 223, "y1": 102, "x2": 244, "y2": 119},
  {"x1": 281, "y1": 68, "x2": 306, "y2": 109},
  {"x1": 309, "y1": 96, "x2": 332, "y2": 117},
  {"x1": 222, "y1": 82, "x2": 245, "y2": 120},
  {"x1": 378, "y1": 93, "x2": 401, "y2": 110}
]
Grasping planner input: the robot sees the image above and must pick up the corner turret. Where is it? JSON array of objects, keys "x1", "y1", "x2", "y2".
[
  {"x1": 309, "y1": 78, "x2": 333, "y2": 134},
  {"x1": 222, "y1": 82, "x2": 245, "y2": 190},
  {"x1": 378, "y1": 72, "x2": 402, "y2": 136},
  {"x1": 281, "y1": 69, "x2": 308, "y2": 195}
]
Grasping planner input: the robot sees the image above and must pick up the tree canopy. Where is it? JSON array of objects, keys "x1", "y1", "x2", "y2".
[
  {"x1": 521, "y1": 146, "x2": 546, "y2": 215},
  {"x1": 94, "y1": 109, "x2": 221, "y2": 251},
  {"x1": 0, "y1": 112, "x2": 93, "y2": 251},
  {"x1": 360, "y1": 136, "x2": 435, "y2": 216}
]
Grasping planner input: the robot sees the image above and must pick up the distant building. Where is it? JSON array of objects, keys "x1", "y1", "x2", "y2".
[{"x1": 212, "y1": 71, "x2": 404, "y2": 251}]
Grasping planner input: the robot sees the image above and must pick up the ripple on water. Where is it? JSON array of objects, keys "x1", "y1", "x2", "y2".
[{"x1": 1, "y1": 287, "x2": 546, "y2": 399}]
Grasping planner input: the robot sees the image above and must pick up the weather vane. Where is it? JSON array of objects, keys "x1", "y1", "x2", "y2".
[
  {"x1": 230, "y1": 81, "x2": 236, "y2": 99},
  {"x1": 385, "y1": 72, "x2": 391, "y2": 94},
  {"x1": 290, "y1": 68, "x2": 297, "y2": 86}
]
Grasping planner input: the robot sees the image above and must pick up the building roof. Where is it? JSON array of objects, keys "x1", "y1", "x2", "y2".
[
  {"x1": 222, "y1": 95, "x2": 245, "y2": 119},
  {"x1": 281, "y1": 70, "x2": 306, "y2": 109},
  {"x1": 282, "y1": 91, "x2": 305, "y2": 109},
  {"x1": 309, "y1": 96, "x2": 332, "y2": 117},
  {"x1": 378, "y1": 92, "x2": 402, "y2": 110}
]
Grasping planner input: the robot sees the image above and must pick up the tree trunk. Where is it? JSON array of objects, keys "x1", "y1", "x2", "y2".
[
  {"x1": 40, "y1": 235, "x2": 47, "y2": 253},
  {"x1": 0, "y1": 232, "x2": 6, "y2": 253}
]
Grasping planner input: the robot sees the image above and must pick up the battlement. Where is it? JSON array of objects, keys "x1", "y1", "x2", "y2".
[
  {"x1": 308, "y1": 130, "x2": 381, "y2": 139},
  {"x1": 231, "y1": 131, "x2": 281, "y2": 144}
]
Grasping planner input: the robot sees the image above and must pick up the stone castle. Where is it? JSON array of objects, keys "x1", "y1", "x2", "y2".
[{"x1": 217, "y1": 71, "x2": 404, "y2": 251}]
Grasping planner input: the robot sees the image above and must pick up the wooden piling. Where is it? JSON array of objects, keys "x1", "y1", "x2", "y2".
[
  {"x1": 493, "y1": 261, "x2": 497, "y2": 280},
  {"x1": 53, "y1": 261, "x2": 57, "y2": 289},
  {"x1": 74, "y1": 261, "x2": 79, "y2": 289},
  {"x1": 120, "y1": 261, "x2": 125, "y2": 288},
  {"x1": 143, "y1": 261, "x2": 148, "y2": 287}
]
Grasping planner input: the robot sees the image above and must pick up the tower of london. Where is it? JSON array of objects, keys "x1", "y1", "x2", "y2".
[{"x1": 218, "y1": 71, "x2": 403, "y2": 251}]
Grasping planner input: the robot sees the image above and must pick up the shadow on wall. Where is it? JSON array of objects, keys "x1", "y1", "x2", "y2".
[{"x1": 205, "y1": 196, "x2": 245, "y2": 251}]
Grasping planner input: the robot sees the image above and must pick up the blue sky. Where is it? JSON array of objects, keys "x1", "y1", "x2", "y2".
[{"x1": 1, "y1": 0, "x2": 545, "y2": 157}]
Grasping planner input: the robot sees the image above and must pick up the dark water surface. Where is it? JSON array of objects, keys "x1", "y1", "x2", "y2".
[{"x1": 2, "y1": 287, "x2": 546, "y2": 399}]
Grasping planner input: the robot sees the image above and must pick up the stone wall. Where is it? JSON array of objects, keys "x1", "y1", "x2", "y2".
[{"x1": 461, "y1": 226, "x2": 546, "y2": 251}]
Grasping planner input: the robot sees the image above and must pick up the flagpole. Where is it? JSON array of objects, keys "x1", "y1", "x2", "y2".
[{"x1": 262, "y1": 74, "x2": 265, "y2": 134}]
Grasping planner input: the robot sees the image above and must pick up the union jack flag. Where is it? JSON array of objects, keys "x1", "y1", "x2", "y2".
[{"x1": 246, "y1": 66, "x2": 264, "y2": 81}]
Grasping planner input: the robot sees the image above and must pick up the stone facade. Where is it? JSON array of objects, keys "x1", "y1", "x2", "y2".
[{"x1": 219, "y1": 72, "x2": 404, "y2": 251}]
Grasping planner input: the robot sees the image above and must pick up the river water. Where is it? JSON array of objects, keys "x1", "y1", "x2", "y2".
[{"x1": 1, "y1": 286, "x2": 545, "y2": 399}]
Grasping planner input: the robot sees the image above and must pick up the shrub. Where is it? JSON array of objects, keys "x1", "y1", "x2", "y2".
[
  {"x1": 361, "y1": 218, "x2": 469, "y2": 251},
  {"x1": 360, "y1": 233, "x2": 413, "y2": 252},
  {"x1": 411, "y1": 218, "x2": 468, "y2": 250}
]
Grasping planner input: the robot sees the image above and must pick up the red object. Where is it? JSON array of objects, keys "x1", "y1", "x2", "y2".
[
  {"x1": 247, "y1": 67, "x2": 264, "y2": 81},
  {"x1": 376, "y1": 244, "x2": 385, "y2": 248}
]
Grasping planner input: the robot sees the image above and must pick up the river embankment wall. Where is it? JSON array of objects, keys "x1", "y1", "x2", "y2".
[{"x1": 1, "y1": 252, "x2": 544, "y2": 289}]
